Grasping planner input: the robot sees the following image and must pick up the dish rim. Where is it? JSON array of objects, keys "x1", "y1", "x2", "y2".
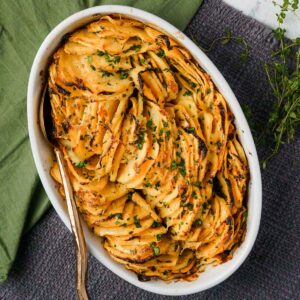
[{"x1": 27, "y1": 5, "x2": 262, "y2": 296}]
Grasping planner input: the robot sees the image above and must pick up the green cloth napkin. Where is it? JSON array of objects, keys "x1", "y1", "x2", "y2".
[{"x1": 0, "y1": 0, "x2": 202, "y2": 283}]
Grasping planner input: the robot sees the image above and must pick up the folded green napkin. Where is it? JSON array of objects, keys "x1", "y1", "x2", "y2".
[{"x1": 0, "y1": 0, "x2": 202, "y2": 283}]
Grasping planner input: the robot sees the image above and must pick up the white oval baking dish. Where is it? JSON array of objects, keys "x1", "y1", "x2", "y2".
[{"x1": 27, "y1": 5, "x2": 262, "y2": 296}]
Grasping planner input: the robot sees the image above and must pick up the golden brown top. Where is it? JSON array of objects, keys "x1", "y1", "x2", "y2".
[{"x1": 49, "y1": 15, "x2": 249, "y2": 281}]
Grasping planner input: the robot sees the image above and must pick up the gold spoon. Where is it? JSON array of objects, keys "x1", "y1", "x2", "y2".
[{"x1": 39, "y1": 84, "x2": 89, "y2": 300}]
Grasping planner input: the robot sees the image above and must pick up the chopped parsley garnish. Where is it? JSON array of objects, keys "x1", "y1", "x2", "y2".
[
  {"x1": 140, "y1": 58, "x2": 146, "y2": 64},
  {"x1": 144, "y1": 181, "x2": 151, "y2": 187},
  {"x1": 156, "y1": 234, "x2": 162, "y2": 241},
  {"x1": 159, "y1": 128, "x2": 164, "y2": 136},
  {"x1": 150, "y1": 242, "x2": 160, "y2": 256},
  {"x1": 243, "y1": 211, "x2": 248, "y2": 218},
  {"x1": 155, "y1": 181, "x2": 160, "y2": 189},
  {"x1": 191, "y1": 191, "x2": 197, "y2": 199},
  {"x1": 97, "y1": 51, "x2": 106, "y2": 56},
  {"x1": 178, "y1": 158, "x2": 186, "y2": 177},
  {"x1": 185, "y1": 127, "x2": 195, "y2": 133},
  {"x1": 146, "y1": 119, "x2": 153, "y2": 129},
  {"x1": 179, "y1": 221, "x2": 184, "y2": 229},
  {"x1": 134, "y1": 215, "x2": 142, "y2": 228},
  {"x1": 98, "y1": 52, "x2": 121, "y2": 64},
  {"x1": 114, "y1": 213, "x2": 123, "y2": 220},
  {"x1": 194, "y1": 181, "x2": 201, "y2": 188},
  {"x1": 87, "y1": 55, "x2": 92, "y2": 64},
  {"x1": 171, "y1": 161, "x2": 177, "y2": 170},
  {"x1": 157, "y1": 49, "x2": 165, "y2": 57},
  {"x1": 192, "y1": 218, "x2": 202, "y2": 228},
  {"x1": 114, "y1": 56, "x2": 121, "y2": 63},
  {"x1": 184, "y1": 90, "x2": 193, "y2": 96},
  {"x1": 101, "y1": 70, "x2": 113, "y2": 77},
  {"x1": 165, "y1": 130, "x2": 171, "y2": 140},
  {"x1": 137, "y1": 129, "x2": 146, "y2": 150},
  {"x1": 119, "y1": 70, "x2": 129, "y2": 79},
  {"x1": 183, "y1": 203, "x2": 194, "y2": 211},
  {"x1": 206, "y1": 88, "x2": 211, "y2": 94},
  {"x1": 105, "y1": 53, "x2": 112, "y2": 62},
  {"x1": 151, "y1": 220, "x2": 161, "y2": 228},
  {"x1": 87, "y1": 56, "x2": 96, "y2": 70},
  {"x1": 75, "y1": 161, "x2": 87, "y2": 168},
  {"x1": 123, "y1": 44, "x2": 142, "y2": 53},
  {"x1": 190, "y1": 81, "x2": 197, "y2": 88}
]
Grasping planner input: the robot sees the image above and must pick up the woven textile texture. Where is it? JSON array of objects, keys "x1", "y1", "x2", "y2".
[{"x1": 1, "y1": 0, "x2": 300, "y2": 299}]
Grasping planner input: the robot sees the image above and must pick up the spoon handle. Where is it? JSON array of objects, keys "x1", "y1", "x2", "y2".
[{"x1": 54, "y1": 147, "x2": 89, "y2": 300}]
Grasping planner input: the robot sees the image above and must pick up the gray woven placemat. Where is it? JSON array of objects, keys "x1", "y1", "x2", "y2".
[{"x1": 1, "y1": 0, "x2": 300, "y2": 299}]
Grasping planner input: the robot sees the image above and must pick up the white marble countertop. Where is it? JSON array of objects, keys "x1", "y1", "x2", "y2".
[{"x1": 224, "y1": 0, "x2": 300, "y2": 39}]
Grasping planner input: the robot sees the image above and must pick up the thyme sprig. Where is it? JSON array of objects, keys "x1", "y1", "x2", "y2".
[
  {"x1": 192, "y1": 29, "x2": 250, "y2": 63},
  {"x1": 191, "y1": 1, "x2": 299, "y2": 168},
  {"x1": 262, "y1": 0, "x2": 300, "y2": 168}
]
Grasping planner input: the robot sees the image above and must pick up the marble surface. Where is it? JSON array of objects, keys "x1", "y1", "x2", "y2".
[{"x1": 224, "y1": 0, "x2": 300, "y2": 39}]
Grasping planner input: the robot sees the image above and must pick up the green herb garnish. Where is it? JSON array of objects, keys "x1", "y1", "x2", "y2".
[
  {"x1": 192, "y1": 218, "x2": 202, "y2": 228},
  {"x1": 87, "y1": 56, "x2": 92, "y2": 64},
  {"x1": 165, "y1": 130, "x2": 171, "y2": 140},
  {"x1": 97, "y1": 51, "x2": 106, "y2": 56},
  {"x1": 137, "y1": 129, "x2": 146, "y2": 150},
  {"x1": 144, "y1": 181, "x2": 151, "y2": 187},
  {"x1": 134, "y1": 215, "x2": 142, "y2": 228},
  {"x1": 151, "y1": 220, "x2": 161, "y2": 228},
  {"x1": 114, "y1": 213, "x2": 123, "y2": 220},
  {"x1": 261, "y1": 0, "x2": 300, "y2": 167},
  {"x1": 101, "y1": 70, "x2": 113, "y2": 77},
  {"x1": 114, "y1": 56, "x2": 121, "y2": 63},
  {"x1": 123, "y1": 44, "x2": 141, "y2": 53},
  {"x1": 146, "y1": 119, "x2": 153, "y2": 129},
  {"x1": 157, "y1": 49, "x2": 165, "y2": 57},
  {"x1": 183, "y1": 203, "x2": 194, "y2": 211},
  {"x1": 194, "y1": 181, "x2": 201, "y2": 188},
  {"x1": 119, "y1": 70, "x2": 129, "y2": 79},
  {"x1": 192, "y1": 28, "x2": 250, "y2": 64},
  {"x1": 87, "y1": 56, "x2": 96, "y2": 70},
  {"x1": 150, "y1": 242, "x2": 160, "y2": 256},
  {"x1": 75, "y1": 161, "x2": 87, "y2": 168},
  {"x1": 190, "y1": 82, "x2": 197, "y2": 88},
  {"x1": 185, "y1": 127, "x2": 195, "y2": 133},
  {"x1": 171, "y1": 161, "x2": 177, "y2": 170},
  {"x1": 183, "y1": 90, "x2": 193, "y2": 96},
  {"x1": 178, "y1": 158, "x2": 186, "y2": 177}
]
